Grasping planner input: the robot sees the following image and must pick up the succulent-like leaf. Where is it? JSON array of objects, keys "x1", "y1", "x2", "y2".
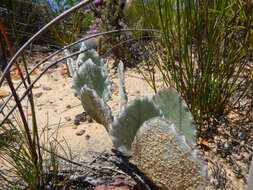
[
  {"x1": 132, "y1": 117, "x2": 207, "y2": 190},
  {"x1": 153, "y1": 87, "x2": 196, "y2": 145},
  {"x1": 80, "y1": 86, "x2": 113, "y2": 129},
  {"x1": 80, "y1": 50, "x2": 102, "y2": 66},
  {"x1": 72, "y1": 59, "x2": 111, "y2": 101},
  {"x1": 247, "y1": 159, "x2": 253, "y2": 190},
  {"x1": 64, "y1": 49, "x2": 76, "y2": 77},
  {"x1": 118, "y1": 61, "x2": 128, "y2": 110},
  {"x1": 109, "y1": 97, "x2": 162, "y2": 154},
  {"x1": 77, "y1": 48, "x2": 109, "y2": 75},
  {"x1": 76, "y1": 42, "x2": 88, "y2": 67}
]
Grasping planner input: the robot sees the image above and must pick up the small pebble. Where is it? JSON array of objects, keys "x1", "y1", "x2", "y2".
[
  {"x1": 34, "y1": 92, "x2": 43, "y2": 98},
  {"x1": 85, "y1": 134, "x2": 90, "y2": 140},
  {"x1": 74, "y1": 119, "x2": 80, "y2": 126},
  {"x1": 74, "y1": 112, "x2": 87, "y2": 125},
  {"x1": 86, "y1": 115, "x2": 93, "y2": 123},
  {"x1": 64, "y1": 117, "x2": 71, "y2": 121},
  {"x1": 43, "y1": 86, "x2": 52, "y2": 91},
  {"x1": 76, "y1": 129, "x2": 85, "y2": 136}
]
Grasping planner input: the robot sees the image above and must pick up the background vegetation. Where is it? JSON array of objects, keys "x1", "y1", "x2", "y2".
[{"x1": 135, "y1": 0, "x2": 252, "y2": 130}]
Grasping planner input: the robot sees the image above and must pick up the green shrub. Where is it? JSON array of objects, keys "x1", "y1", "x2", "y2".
[
  {"x1": 1, "y1": 0, "x2": 52, "y2": 46},
  {"x1": 91, "y1": 0, "x2": 147, "y2": 67},
  {"x1": 140, "y1": 0, "x2": 252, "y2": 129},
  {"x1": 44, "y1": 0, "x2": 94, "y2": 46}
]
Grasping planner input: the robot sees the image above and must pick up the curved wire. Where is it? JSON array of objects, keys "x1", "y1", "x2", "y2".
[
  {"x1": 0, "y1": 29, "x2": 162, "y2": 113},
  {"x1": 0, "y1": 48, "x2": 90, "y2": 125},
  {"x1": 0, "y1": 30, "x2": 163, "y2": 125},
  {"x1": 0, "y1": 0, "x2": 93, "y2": 85},
  {"x1": 0, "y1": 0, "x2": 163, "y2": 124}
]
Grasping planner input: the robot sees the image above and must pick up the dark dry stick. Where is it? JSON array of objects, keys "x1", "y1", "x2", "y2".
[{"x1": 40, "y1": 146, "x2": 127, "y2": 176}]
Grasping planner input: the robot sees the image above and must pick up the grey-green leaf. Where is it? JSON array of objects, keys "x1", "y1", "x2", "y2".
[
  {"x1": 109, "y1": 97, "x2": 162, "y2": 154},
  {"x1": 76, "y1": 42, "x2": 88, "y2": 67},
  {"x1": 118, "y1": 61, "x2": 128, "y2": 110},
  {"x1": 64, "y1": 49, "x2": 76, "y2": 77},
  {"x1": 132, "y1": 117, "x2": 206, "y2": 189},
  {"x1": 72, "y1": 59, "x2": 111, "y2": 101},
  {"x1": 153, "y1": 87, "x2": 196, "y2": 145},
  {"x1": 80, "y1": 50, "x2": 102, "y2": 66},
  {"x1": 80, "y1": 85, "x2": 113, "y2": 129},
  {"x1": 78, "y1": 49, "x2": 109, "y2": 75}
]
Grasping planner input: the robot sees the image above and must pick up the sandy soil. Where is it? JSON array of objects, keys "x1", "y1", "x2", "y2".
[{"x1": 2, "y1": 60, "x2": 159, "y2": 157}]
